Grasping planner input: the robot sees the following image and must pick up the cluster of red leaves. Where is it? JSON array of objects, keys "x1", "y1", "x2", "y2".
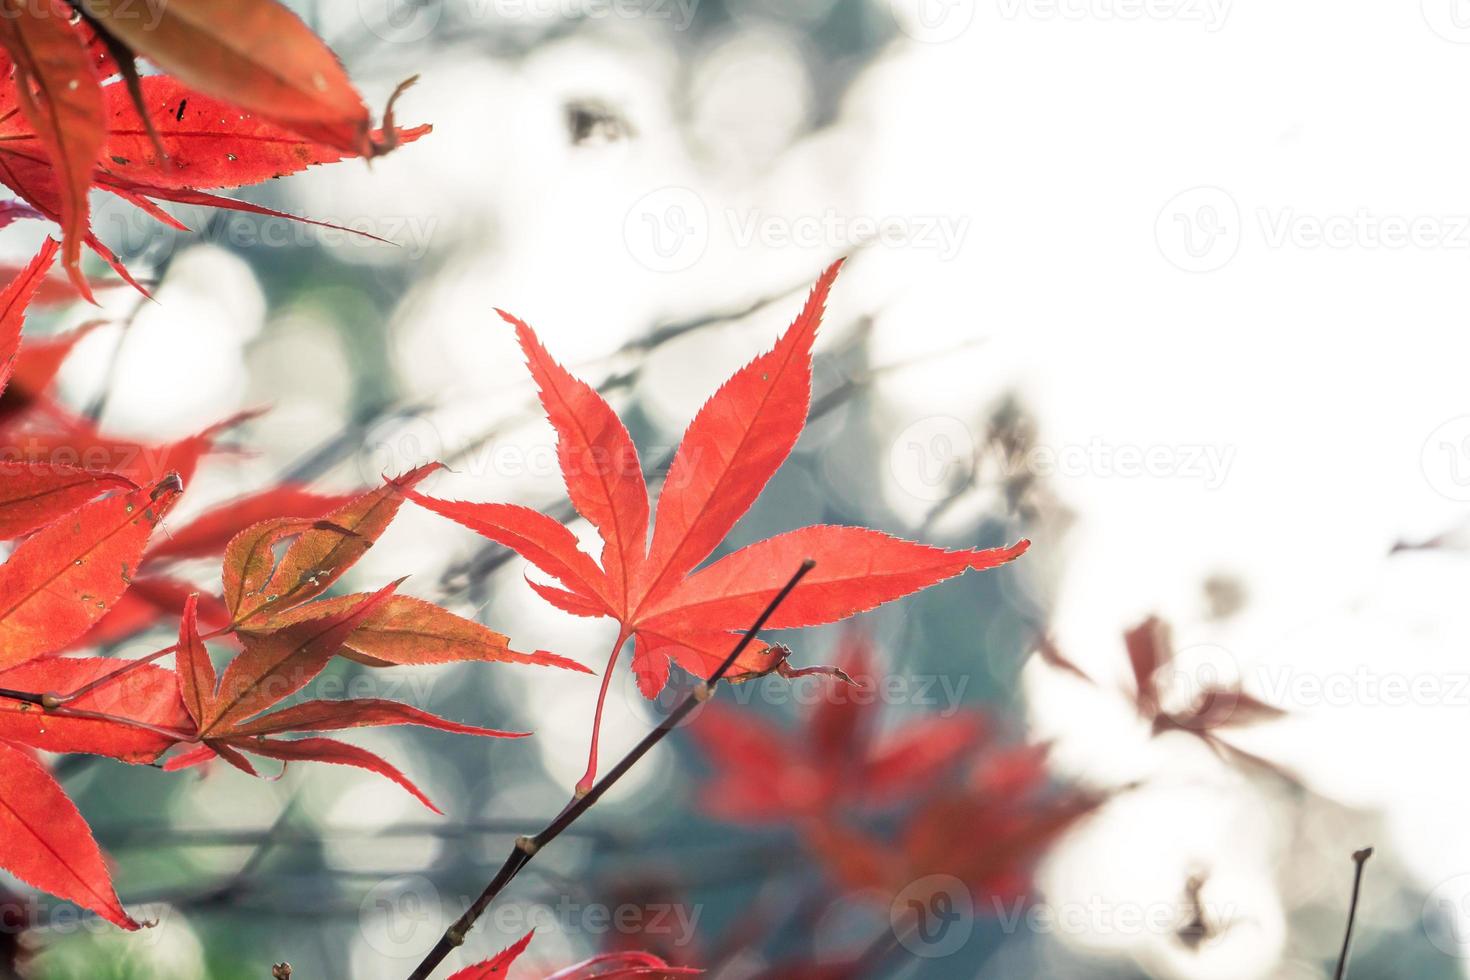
[
  {"x1": 449, "y1": 929, "x2": 698, "y2": 980},
  {"x1": 690, "y1": 634, "x2": 986, "y2": 822},
  {"x1": 0, "y1": 0, "x2": 426, "y2": 298},
  {"x1": 409, "y1": 260, "x2": 1029, "y2": 790},
  {"x1": 690, "y1": 633, "x2": 1097, "y2": 968},
  {"x1": 0, "y1": 244, "x2": 583, "y2": 932}
]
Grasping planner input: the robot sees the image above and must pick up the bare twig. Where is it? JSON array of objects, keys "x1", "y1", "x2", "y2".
[
  {"x1": 1334, "y1": 847, "x2": 1373, "y2": 980},
  {"x1": 404, "y1": 559, "x2": 816, "y2": 980}
]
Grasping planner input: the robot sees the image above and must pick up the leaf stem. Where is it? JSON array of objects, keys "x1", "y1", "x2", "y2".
[
  {"x1": 1333, "y1": 847, "x2": 1373, "y2": 980},
  {"x1": 575, "y1": 628, "x2": 631, "y2": 796},
  {"x1": 58, "y1": 626, "x2": 229, "y2": 705},
  {"x1": 403, "y1": 558, "x2": 815, "y2": 980}
]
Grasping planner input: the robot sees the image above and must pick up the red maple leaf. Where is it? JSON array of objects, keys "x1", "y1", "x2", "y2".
[
  {"x1": 409, "y1": 261, "x2": 1029, "y2": 791},
  {"x1": 0, "y1": 4, "x2": 428, "y2": 297},
  {"x1": 448, "y1": 929, "x2": 700, "y2": 979}
]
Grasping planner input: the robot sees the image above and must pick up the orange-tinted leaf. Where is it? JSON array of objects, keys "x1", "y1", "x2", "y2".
[
  {"x1": 219, "y1": 516, "x2": 322, "y2": 626},
  {"x1": 0, "y1": 740, "x2": 138, "y2": 929},
  {"x1": 0, "y1": 2, "x2": 104, "y2": 298},
  {"x1": 205, "y1": 583, "x2": 399, "y2": 732},
  {"x1": 226, "y1": 698, "x2": 524, "y2": 739},
  {"x1": 0, "y1": 656, "x2": 188, "y2": 762},
  {"x1": 0, "y1": 462, "x2": 134, "y2": 539},
  {"x1": 147, "y1": 484, "x2": 357, "y2": 564},
  {"x1": 175, "y1": 593, "x2": 214, "y2": 728},
  {"x1": 257, "y1": 593, "x2": 590, "y2": 672},
  {"x1": 229, "y1": 465, "x2": 435, "y2": 627},
  {"x1": 0, "y1": 474, "x2": 181, "y2": 669}
]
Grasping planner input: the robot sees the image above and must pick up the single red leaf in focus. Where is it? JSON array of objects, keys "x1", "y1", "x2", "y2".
[
  {"x1": 409, "y1": 262, "x2": 1029, "y2": 788},
  {"x1": 0, "y1": 739, "x2": 138, "y2": 929}
]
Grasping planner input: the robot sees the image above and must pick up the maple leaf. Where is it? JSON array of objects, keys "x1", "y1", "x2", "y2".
[
  {"x1": 0, "y1": 472, "x2": 182, "y2": 670},
  {"x1": 0, "y1": 656, "x2": 189, "y2": 762},
  {"x1": 0, "y1": 462, "x2": 135, "y2": 540},
  {"x1": 691, "y1": 634, "x2": 986, "y2": 823},
  {"x1": 0, "y1": 740, "x2": 138, "y2": 930},
  {"x1": 448, "y1": 929, "x2": 700, "y2": 980},
  {"x1": 0, "y1": 6, "x2": 428, "y2": 296},
  {"x1": 73, "y1": 0, "x2": 407, "y2": 158},
  {"x1": 0, "y1": 0, "x2": 105, "y2": 296},
  {"x1": 803, "y1": 742, "x2": 1099, "y2": 916},
  {"x1": 408, "y1": 261, "x2": 1030, "y2": 791},
  {"x1": 143, "y1": 484, "x2": 358, "y2": 565},
  {"x1": 170, "y1": 585, "x2": 524, "y2": 812}
]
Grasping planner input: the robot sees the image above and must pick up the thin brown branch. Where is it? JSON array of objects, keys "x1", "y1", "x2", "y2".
[
  {"x1": 1333, "y1": 847, "x2": 1373, "y2": 980},
  {"x1": 404, "y1": 558, "x2": 816, "y2": 980}
]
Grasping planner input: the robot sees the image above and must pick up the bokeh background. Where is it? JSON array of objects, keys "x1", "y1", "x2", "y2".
[{"x1": 6, "y1": 0, "x2": 1470, "y2": 976}]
